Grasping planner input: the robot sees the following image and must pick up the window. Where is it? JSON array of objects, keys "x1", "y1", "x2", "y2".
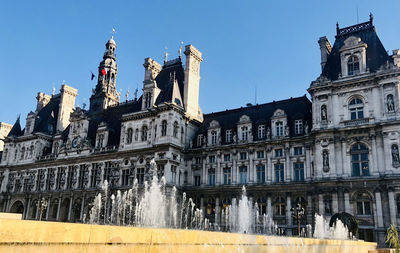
[
  {"x1": 157, "y1": 164, "x2": 165, "y2": 181},
  {"x1": 126, "y1": 128, "x2": 133, "y2": 144},
  {"x1": 294, "y1": 120, "x2": 303, "y2": 135},
  {"x1": 136, "y1": 168, "x2": 145, "y2": 184},
  {"x1": 197, "y1": 134, "x2": 203, "y2": 146},
  {"x1": 349, "y1": 98, "x2": 364, "y2": 120},
  {"x1": 396, "y1": 196, "x2": 400, "y2": 216},
  {"x1": 324, "y1": 195, "x2": 332, "y2": 215},
  {"x1": 173, "y1": 121, "x2": 179, "y2": 138},
  {"x1": 240, "y1": 152, "x2": 247, "y2": 160},
  {"x1": 256, "y1": 165, "x2": 265, "y2": 183},
  {"x1": 347, "y1": 55, "x2": 360, "y2": 75},
  {"x1": 223, "y1": 168, "x2": 231, "y2": 185},
  {"x1": 275, "y1": 163, "x2": 284, "y2": 183},
  {"x1": 258, "y1": 125, "x2": 265, "y2": 139},
  {"x1": 275, "y1": 197, "x2": 286, "y2": 216},
  {"x1": 208, "y1": 169, "x2": 215, "y2": 186},
  {"x1": 211, "y1": 131, "x2": 217, "y2": 145},
  {"x1": 257, "y1": 151, "x2": 264, "y2": 159},
  {"x1": 97, "y1": 134, "x2": 104, "y2": 148},
  {"x1": 144, "y1": 92, "x2": 151, "y2": 108},
  {"x1": 294, "y1": 147, "x2": 303, "y2": 156},
  {"x1": 294, "y1": 163, "x2": 304, "y2": 182},
  {"x1": 56, "y1": 168, "x2": 63, "y2": 190},
  {"x1": 351, "y1": 143, "x2": 369, "y2": 176},
  {"x1": 275, "y1": 121, "x2": 283, "y2": 136},
  {"x1": 356, "y1": 193, "x2": 372, "y2": 215},
  {"x1": 225, "y1": 130, "x2": 232, "y2": 143},
  {"x1": 141, "y1": 126, "x2": 148, "y2": 141},
  {"x1": 275, "y1": 148, "x2": 283, "y2": 157},
  {"x1": 209, "y1": 155, "x2": 216, "y2": 164},
  {"x1": 239, "y1": 166, "x2": 247, "y2": 184},
  {"x1": 122, "y1": 169, "x2": 130, "y2": 186},
  {"x1": 224, "y1": 154, "x2": 230, "y2": 162},
  {"x1": 194, "y1": 175, "x2": 201, "y2": 186},
  {"x1": 241, "y1": 126, "x2": 248, "y2": 141},
  {"x1": 103, "y1": 163, "x2": 111, "y2": 183},
  {"x1": 90, "y1": 164, "x2": 98, "y2": 188},
  {"x1": 67, "y1": 167, "x2": 74, "y2": 189},
  {"x1": 161, "y1": 120, "x2": 167, "y2": 136}
]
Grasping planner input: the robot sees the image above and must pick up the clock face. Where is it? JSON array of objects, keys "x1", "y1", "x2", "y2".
[{"x1": 72, "y1": 137, "x2": 78, "y2": 148}]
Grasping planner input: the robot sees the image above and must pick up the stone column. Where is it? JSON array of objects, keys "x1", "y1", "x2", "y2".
[
  {"x1": 45, "y1": 195, "x2": 51, "y2": 220},
  {"x1": 285, "y1": 147, "x2": 291, "y2": 181},
  {"x1": 266, "y1": 149, "x2": 272, "y2": 182},
  {"x1": 35, "y1": 195, "x2": 41, "y2": 220},
  {"x1": 388, "y1": 190, "x2": 397, "y2": 226},
  {"x1": 215, "y1": 197, "x2": 220, "y2": 224},
  {"x1": 202, "y1": 160, "x2": 207, "y2": 185},
  {"x1": 67, "y1": 194, "x2": 73, "y2": 221},
  {"x1": 80, "y1": 194, "x2": 86, "y2": 221},
  {"x1": 371, "y1": 136, "x2": 379, "y2": 176},
  {"x1": 305, "y1": 146, "x2": 311, "y2": 180},
  {"x1": 318, "y1": 194, "x2": 324, "y2": 215},
  {"x1": 232, "y1": 156, "x2": 237, "y2": 184},
  {"x1": 332, "y1": 192, "x2": 339, "y2": 214},
  {"x1": 344, "y1": 191, "x2": 351, "y2": 214},
  {"x1": 200, "y1": 197, "x2": 204, "y2": 215},
  {"x1": 286, "y1": 195, "x2": 292, "y2": 235},
  {"x1": 249, "y1": 152, "x2": 254, "y2": 183},
  {"x1": 24, "y1": 197, "x2": 31, "y2": 220},
  {"x1": 341, "y1": 140, "x2": 348, "y2": 177},
  {"x1": 306, "y1": 194, "x2": 313, "y2": 225},
  {"x1": 267, "y1": 195, "x2": 273, "y2": 220},
  {"x1": 56, "y1": 196, "x2": 62, "y2": 221},
  {"x1": 375, "y1": 191, "x2": 384, "y2": 228},
  {"x1": 216, "y1": 156, "x2": 221, "y2": 185}
]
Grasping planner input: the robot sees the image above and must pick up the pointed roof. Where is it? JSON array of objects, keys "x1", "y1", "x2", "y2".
[
  {"x1": 321, "y1": 17, "x2": 392, "y2": 81},
  {"x1": 7, "y1": 116, "x2": 23, "y2": 137}
]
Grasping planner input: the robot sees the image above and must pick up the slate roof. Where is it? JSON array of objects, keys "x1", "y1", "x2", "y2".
[
  {"x1": 7, "y1": 116, "x2": 23, "y2": 137},
  {"x1": 195, "y1": 95, "x2": 312, "y2": 146},
  {"x1": 32, "y1": 95, "x2": 60, "y2": 135},
  {"x1": 321, "y1": 19, "x2": 391, "y2": 81}
]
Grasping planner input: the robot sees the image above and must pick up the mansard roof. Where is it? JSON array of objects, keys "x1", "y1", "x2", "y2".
[
  {"x1": 155, "y1": 58, "x2": 185, "y2": 106},
  {"x1": 32, "y1": 94, "x2": 60, "y2": 135},
  {"x1": 196, "y1": 95, "x2": 312, "y2": 142},
  {"x1": 321, "y1": 19, "x2": 392, "y2": 81}
]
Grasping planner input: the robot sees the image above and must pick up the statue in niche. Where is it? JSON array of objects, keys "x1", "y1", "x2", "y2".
[
  {"x1": 387, "y1": 95, "x2": 395, "y2": 112},
  {"x1": 322, "y1": 150, "x2": 329, "y2": 172},
  {"x1": 285, "y1": 125, "x2": 289, "y2": 136},
  {"x1": 266, "y1": 127, "x2": 271, "y2": 139},
  {"x1": 233, "y1": 133, "x2": 237, "y2": 143},
  {"x1": 321, "y1": 105, "x2": 327, "y2": 121},
  {"x1": 392, "y1": 145, "x2": 400, "y2": 167},
  {"x1": 305, "y1": 122, "x2": 309, "y2": 134}
]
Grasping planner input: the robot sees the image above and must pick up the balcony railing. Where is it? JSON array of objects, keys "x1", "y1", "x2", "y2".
[{"x1": 343, "y1": 118, "x2": 370, "y2": 126}]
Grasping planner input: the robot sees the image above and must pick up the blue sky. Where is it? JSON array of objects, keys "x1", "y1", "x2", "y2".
[{"x1": 1, "y1": 0, "x2": 399, "y2": 127}]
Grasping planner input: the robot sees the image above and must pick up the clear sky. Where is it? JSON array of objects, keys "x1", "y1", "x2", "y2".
[{"x1": 1, "y1": 0, "x2": 399, "y2": 127}]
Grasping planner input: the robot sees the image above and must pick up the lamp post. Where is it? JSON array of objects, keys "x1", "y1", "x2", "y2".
[{"x1": 290, "y1": 203, "x2": 305, "y2": 236}]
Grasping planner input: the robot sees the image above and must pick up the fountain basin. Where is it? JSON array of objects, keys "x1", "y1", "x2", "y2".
[{"x1": 0, "y1": 218, "x2": 377, "y2": 253}]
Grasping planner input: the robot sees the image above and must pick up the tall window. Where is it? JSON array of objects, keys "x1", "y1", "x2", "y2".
[
  {"x1": 224, "y1": 154, "x2": 230, "y2": 162},
  {"x1": 239, "y1": 166, "x2": 247, "y2": 184},
  {"x1": 161, "y1": 120, "x2": 167, "y2": 136},
  {"x1": 396, "y1": 196, "x2": 400, "y2": 216},
  {"x1": 258, "y1": 125, "x2": 265, "y2": 139},
  {"x1": 2, "y1": 148, "x2": 7, "y2": 162},
  {"x1": 67, "y1": 167, "x2": 74, "y2": 189},
  {"x1": 171, "y1": 165, "x2": 177, "y2": 184},
  {"x1": 173, "y1": 121, "x2": 179, "y2": 138},
  {"x1": 347, "y1": 55, "x2": 360, "y2": 75},
  {"x1": 351, "y1": 143, "x2": 369, "y2": 176},
  {"x1": 197, "y1": 134, "x2": 203, "y2": 146},
  {"x1": 356, "y1": 192, "x2": 372, "y2": 215},
  {"x1": 208, "y1": 169, "x2": 215, "y2": 186},
  {"x1": 257, "y1": 151, "x2": 264, "y2": 159},
  {"x1": 56, "y1": 168, "x2": 63, "y2": 190},
  {"x1": 240, "y1": 152, "x2": 247, "y2": 160},
  {"x1": 211, "y1": 131, "x2": 217, "y2": 145},
  {"x1": 194, "y1": 175, "x2": 201, "y2": 186},
  {"x1": 209, "y1": 155, "x2": 216, "y2": 164},
  {"x1": 225, "y1": 129, "x2": 232, "y2": 143},
  {"x1": 324, "y1": 195, "x2": 332, "y2": 215},
  {"x1": 294, "y1": 147, "x2": 303, "y2": 156},
  {"x1": 275, "y1": 197, "x2": 286, "y2": 216},
  {"x1": 241, "y1": 126, "x2": 248, "y2": 141},
  {"x1": 294, "y1": 120, "x2": 303, "y2": 135},
  {"x1": 97, "y1": 134, "x2": 104, "y2": 148},
  {"x1": 275, "y1": 121, "x2": 283, "y2": 136},
  {"x1": 121, "y1": 169, "x2": 130, "y2": 186},
  {"x1": 141, "y1": 126, "x2": 148, "y2": 141},
  {"x1": 349, "y1": 98, "x2": 364, "y2": 120},
  {"x1": 294, "y1": 163, "x2": 304, "y2": 182},
  {"x1": 223, "y1": 167, "x2": 231, "y2": 185},
  {"x1": 256, "y1": 165, "x2": 265, "y2": 183},
  {"x1": 136, "y1": 168, "x2": 145, "y2": 184},
  {"x1": 126, "y1": 128, "x2": 133, "y2": 144},
  {"x1": 144, "y1": 92, "x2": 151, "y2": 108},
  {"x1": 275, "y1": 148, "x2": 283, "y2": 157},
  {"x1": 275, "y1": 163, "x2": 284, "y2": 183}
]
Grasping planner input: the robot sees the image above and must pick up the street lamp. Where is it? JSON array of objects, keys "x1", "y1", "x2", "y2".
[{"x1": 290, "y1": 203, "x2": 305, "y2": 236}]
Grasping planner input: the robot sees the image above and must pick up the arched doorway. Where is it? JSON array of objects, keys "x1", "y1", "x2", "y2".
[
  {"x1": 59, "y1": 198, "x2": 70, "y2": 222},
  {"x1": 9, "y1": 200, "x2": 24, "y2": 214}
]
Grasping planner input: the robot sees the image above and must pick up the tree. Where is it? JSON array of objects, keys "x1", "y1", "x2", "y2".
[{"x1": 386, "y1": 224, "x2": 400, "y2": 253}]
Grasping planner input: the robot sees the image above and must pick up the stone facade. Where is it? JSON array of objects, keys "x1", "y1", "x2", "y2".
[{"x1": 0, "y1": 17, "x2": 399, "y2": 246}]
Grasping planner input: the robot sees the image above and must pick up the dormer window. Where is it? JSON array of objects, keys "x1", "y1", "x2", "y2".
[
  {"x1": 275, "y1": 121, "x2": 283, "y2": 136},
  {"x1": 241, "y1": 126, "x2": 248, "y2": 141},
  {"x1": 347, "y1": 55, "x2": 360, "y2": 75},
  {"x1": 211, "y1": 131, "x2": 217, "y2": 145},
  {"x1": 225, "y1": 129, "x2": 232, "y2": 143},
  {"x1": 258, "y1": 125, "x2": 265, "y2": 139},
  {"x1": 144, "y1": 93, "x2": 151, "y2": 108},
  {"x1": 173, "y1": 121, "x2": 179, "y2": 138},
  {"x1": 197, "y1": 134, "x2": 203, "y2": 147},
  {"x1": 349, "y1": 98, "x2": 364, "y2": 120}
]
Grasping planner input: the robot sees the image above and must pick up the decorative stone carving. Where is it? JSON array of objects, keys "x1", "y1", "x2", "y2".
[
  {"x1": 387, "y1": 95, "x2": 395, "y2": 112},
  {"x1": 392, "y1": 144, "x2": 400, "y2": 168},
  {"x1": 322, "y1": 150, "x2": 330, "y2": 172}
]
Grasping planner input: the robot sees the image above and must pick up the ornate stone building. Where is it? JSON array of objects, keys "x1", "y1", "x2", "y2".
[{"x1": 0, "y1": 17, "x2": 399, "y2": 245}]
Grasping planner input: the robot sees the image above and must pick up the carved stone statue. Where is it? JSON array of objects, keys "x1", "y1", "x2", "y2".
[
  {"x1": 322, "y1": 150, "x2": 329, "y2": 172},
  {"x1": 266, "y1": 127, "x2": 271, "y2": 139},
  {"x1": 392, "y1": 145, "x2": 400, "y2": 167},
  {"x1": 285, "y1": 125, "x2": 289, "y2": 136},
  {"x1": 305, "y1": 122, "x2": 309, "y2": 134},
  {"x1": 387, "y1": 95, "x2": 395, "y2": 112},
  {"x1": 321, "y1": 105, "x2": 327, "y2": 121}
]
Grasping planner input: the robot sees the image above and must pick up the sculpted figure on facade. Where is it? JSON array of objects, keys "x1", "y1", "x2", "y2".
[
  {"x1": 387, "y1": 95, "x2": 395, "y2": 112},
  {"x1": 321, "y1": 105, "x2": 327, "y2": 121},
  {"x1": 322, "y1": 149, "x2": 329, "y2": 172},
  {"x1": 392, "y1": 144, "x2": 400, "y2": 167}
]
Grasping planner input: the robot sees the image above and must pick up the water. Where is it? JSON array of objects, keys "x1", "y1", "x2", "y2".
[{"x1": 88, "y1": 159, "x2": 350, "y2": 240}]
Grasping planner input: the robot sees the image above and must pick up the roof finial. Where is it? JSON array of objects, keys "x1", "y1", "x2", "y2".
[
  {"x1": 336, "y1": 22, "x2": 340, "y2": 35},
  {"x1": 126, "y1": 88, "x2": 130, "y2": 102},
  {"x1": 134, "y1": 88, "x2": 138, "y2": 101},
  {"x1": 369, "y1": 12, "x2": 374, "y2": 23},
  {"x1": 164, "y1": 47, "x2": 168, "y2": 63},
  {"x1": 178, "y1": 41, "x2": 183, "y2": 58},
  {"x1": 52, "y1": 85, "x2": 55, "y2": 96}
]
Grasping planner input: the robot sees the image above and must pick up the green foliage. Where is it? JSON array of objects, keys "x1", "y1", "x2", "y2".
[{"x1": 386, "y1": 224, "x2": 400, "y2": 253}]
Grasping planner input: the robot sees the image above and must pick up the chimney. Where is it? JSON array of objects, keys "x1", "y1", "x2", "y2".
[
  {"x1": 393, "y1": 49, "x2": 400, "y2": 67},
  {"x1": 318, "y1": 36, "x2": 332, "y2": 71},
  {"x1": 184, "y1": 45, "x2": 203, "y2": 122},
  {"x1": 143, "y1": 57, "x2": 161, "y2": 82},
  {"x1": 56, "y1": 84, "x2": 78, "y2": 132},
  {"x1": 36, "y1": 92, "x2": 51, "y2": 111}
]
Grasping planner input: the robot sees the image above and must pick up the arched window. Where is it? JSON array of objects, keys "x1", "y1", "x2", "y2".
[
  {"x1": 347, "y1": 55, "x2": 360, "y2": 75},
  {"x1": 161, "y1": 120, "x2": 167, "y2": 136},
  {"x1": 351, "y1": 143, "x2": 369, "y2": 176},
  {"x1": 134, "y1": 128, "x2": 139, "y2": 141},
  {"x1": 211, "y1": 131, "x2": 217, "y2": 145},
  {"x1": 349, "y1": 98, "x2": 364, "y2": 120},
  {"x1": 126, "y1": 128, "x2": 133, "y2": 144},
  {"x1": 387, "y1": 94, "x2": 395, "y2": 112},
  {"x1": 275, "y1": 197, "x2": 286, "y2": 216},
  {"x1": 275, "y1": 121, "x2": 283, "y2": 136},
  {"x1": 173, "y1": 121, "x2": 179, "y2": 138},
  {"x1": 141, "y1": 126, "x2": 148, "y2": 141},
  {"x1": 321, "y1": 105, "x2": 327, "y2": 121},
  {"x1": 356, "y1": 192, "x2": 372, "y2": 215}
]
